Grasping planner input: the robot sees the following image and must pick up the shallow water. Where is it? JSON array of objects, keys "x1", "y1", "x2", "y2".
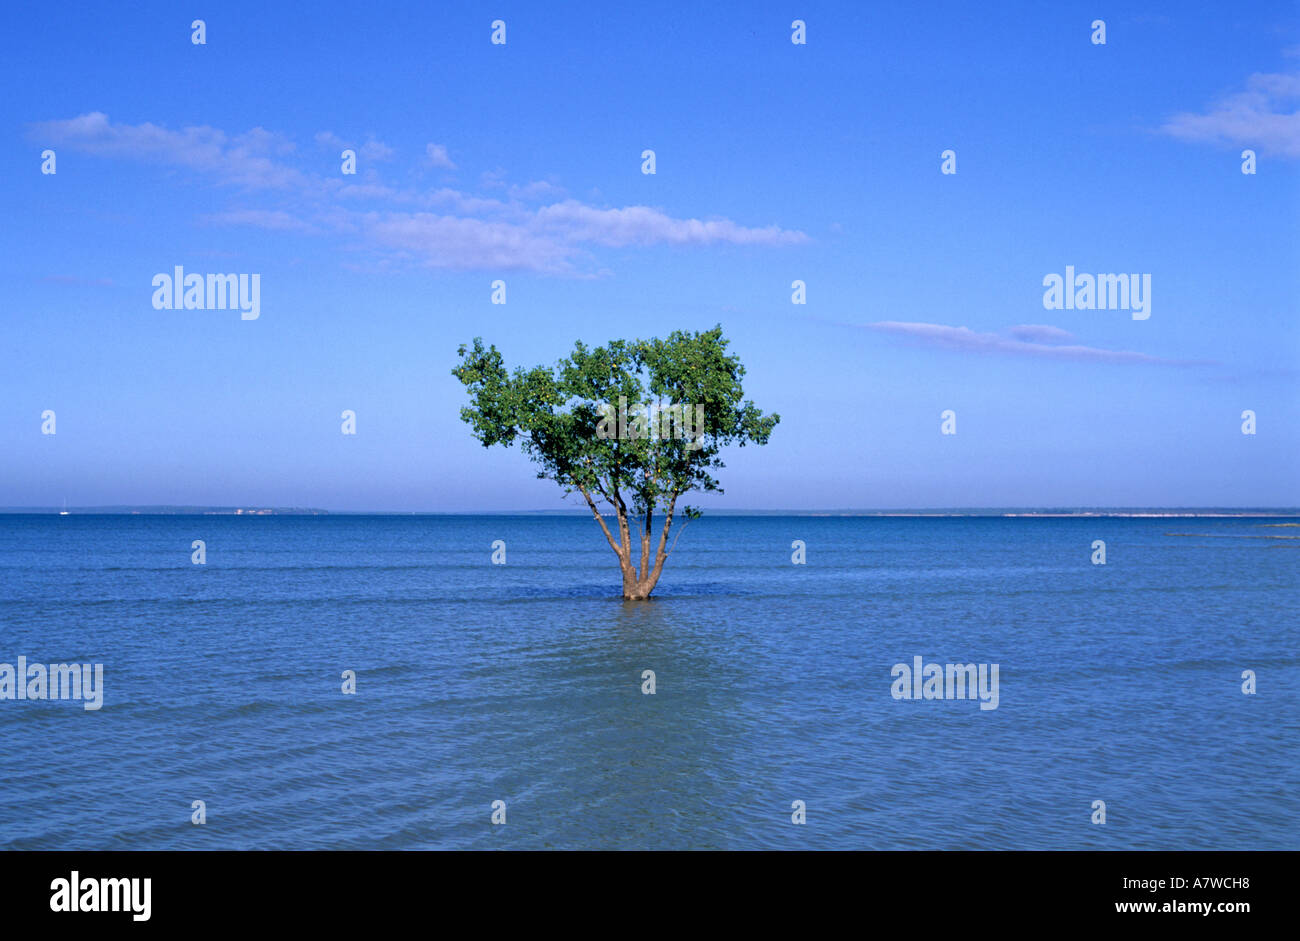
[{"x1": 0, "y1": 514, "x2": 1296, "y2": 849}]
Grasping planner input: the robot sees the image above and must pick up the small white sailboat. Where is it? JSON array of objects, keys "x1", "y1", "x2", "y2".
[{"x1": 59, "y1": 498, "x2": 69, "y2": 516}]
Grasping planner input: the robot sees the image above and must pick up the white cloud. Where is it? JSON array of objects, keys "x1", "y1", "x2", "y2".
[
  {"x1": 31, "y1": 112, "x2": 303, "y2": 186},
  {"x1": 316, "y1": 132, "x2": 393, "y2": 162},
  {"x1": 344, "y1": 201, "x2": 806, "y2": 272},
  {"x1": 360, "y1": 138, "x2": 394, "y2": 161},
  {"x1": 865, "y1": 322, "x2": 1206, "y2": 366},
  {"x1": 314, "y1": 130, "x2": 346, "y2": 150},
  {"x1": 425, "y1": 143, "x2": 456, "y2": 169},
  {"x1": 1161, "y1": 71, "x2": 1300, "y2": 158},
  {"x1": 202, "y1": 209, "x2": 323, "y2": 235},
  {"x1": 362, "y1": 212, "x2": 578, "y2": 272},
  {"x1": 533, "y1": 202, "x2": 809, "y2": 248},
  {"x1": 30, "y1": 113, "x2": 806, "y2": 273},
  {"x1": 1006, "y1": 324, "x2": 1075, "y2": 344},
  {"x1": 509, "y1": 179, "x2": 565, "y2": 201}
]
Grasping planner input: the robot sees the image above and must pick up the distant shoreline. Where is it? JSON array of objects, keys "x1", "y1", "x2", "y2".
[{"x1": 3, "y1": 506, "x2": 1298, "y2": 518}]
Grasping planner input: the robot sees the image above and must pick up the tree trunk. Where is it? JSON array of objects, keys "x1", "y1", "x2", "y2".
[
  {"x1": 574, "y1": 483, "x2": 670, "y2": 601},
  {"x1": 621, "y1": 572, "x2": 658, "y2": 600},
  {"x1": 619, "y1": 552, "x2": 660, "y2": 600}
]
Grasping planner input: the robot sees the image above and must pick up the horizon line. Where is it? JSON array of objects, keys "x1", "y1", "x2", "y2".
[{"x1": 4, "y1": 505, "x2": 1299, "y2": 518}]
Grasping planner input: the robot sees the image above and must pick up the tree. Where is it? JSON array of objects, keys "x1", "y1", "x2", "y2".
[{"x1": 453, "y1": 326, "x2": 779, "y2": 599}]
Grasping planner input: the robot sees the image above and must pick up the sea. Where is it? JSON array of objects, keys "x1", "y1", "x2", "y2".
[{"x1": 0, "y1": 513, "x2": 1296, "y2": 849}]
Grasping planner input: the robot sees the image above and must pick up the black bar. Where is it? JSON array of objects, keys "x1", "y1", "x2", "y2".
[{"x1": 0, "y1": 851, "x2": 1283, "y2": 927}]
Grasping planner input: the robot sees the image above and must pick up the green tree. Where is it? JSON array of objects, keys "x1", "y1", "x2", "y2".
[{"x1": 453, "y1": 326, "x2": 779, "y2": 599}]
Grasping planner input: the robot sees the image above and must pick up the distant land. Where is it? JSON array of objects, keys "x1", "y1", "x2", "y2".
[
  {"x1": 2, "y1": 506, "x2": 1298, "y2": 517},
  {"x1": 0, "y1": 506, "x2": 330, "y2": 515}
]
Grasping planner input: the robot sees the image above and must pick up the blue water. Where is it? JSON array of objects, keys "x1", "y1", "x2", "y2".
[{"x1": 0, "y1": 514, "x2": 1295, "y2": 849}]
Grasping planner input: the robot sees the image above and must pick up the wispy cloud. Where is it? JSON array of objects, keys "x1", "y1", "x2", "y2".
[
  {"x1": 1004, "y1": 323, "x2": 1075, "y2": 344},
  {"x1": 30, "y1": 113, "x2": 805, "y2": 274},
  {"x1": 41, "y1": 274, "x2": 115, "y2": 287},
  {"x1": 359, "y1": 138, "x2": 394, "y2": 162},
  {"x1": 531, "y1": 202, "x2": 807, "y2": 248},
  {"x1": 314, "y1": 130, "x2": 346, "y2": 151},
  {"x1": 202, "y1": 209, "x2": 324, "y2": 235},
  {"x1": 32, "y1": 112, "x2": 304, "y2": 186},
  {"x1": 1160, "y1": 71, "x2": 1300, "y2": 158},
  {"x1": 344, "y1": 201, "x2": 807, "y2": 272},
  {"x1": 314, "y1": 131, "x2": 393, "y2": 162},
  {"x1": 862, "y1": 322, "x2": 1211, "y2": 366},
  {"x1": 508, "y1": 179, "x2": 564, "y2": 201},
  {"x1": 424, "y1": 143, "x2": 456, "y2": 170}
]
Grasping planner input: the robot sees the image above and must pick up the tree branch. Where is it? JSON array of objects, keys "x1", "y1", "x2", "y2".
[
  {"x1": 646, "y1": 491, "x2": 680, "y2": 584},
  {"x1": 576, "y1": 484, "x2": 623, "y2": 557}
]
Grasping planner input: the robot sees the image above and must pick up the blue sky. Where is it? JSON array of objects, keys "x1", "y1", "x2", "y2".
[{"x1": 2, "y1": 1, "x2": 1297, "y2": 510}]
